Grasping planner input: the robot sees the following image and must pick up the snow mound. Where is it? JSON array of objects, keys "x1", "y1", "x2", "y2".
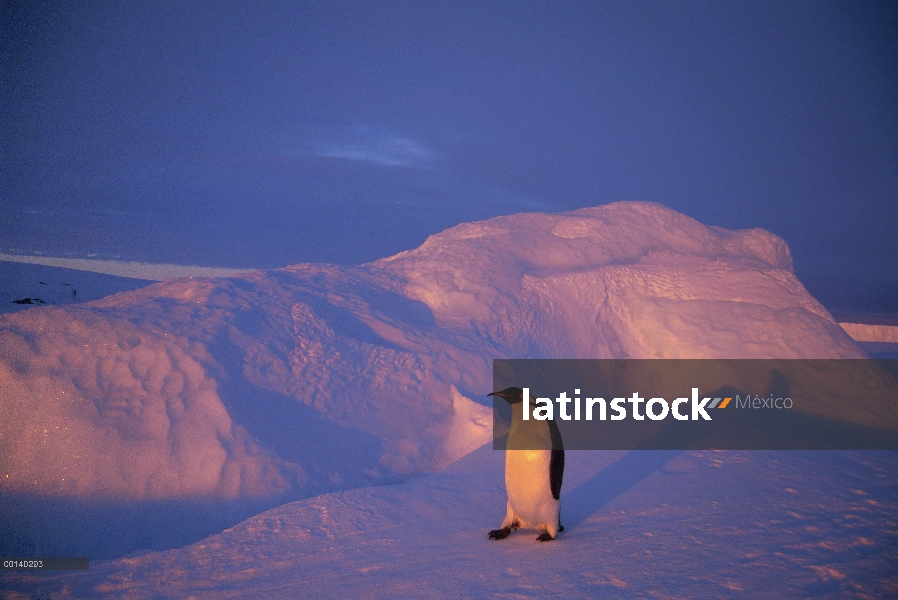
[
  {"x1": 378, "y1": 202, "x2": 854, "y2": 359},
  {"x1": 0, "y1": 202, "x2": 869, "y2": 554}
]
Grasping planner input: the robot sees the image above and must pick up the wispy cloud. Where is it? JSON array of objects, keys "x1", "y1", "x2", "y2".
[{"x1": 313, "y1": 127, "x2": 438, "y2": 169}]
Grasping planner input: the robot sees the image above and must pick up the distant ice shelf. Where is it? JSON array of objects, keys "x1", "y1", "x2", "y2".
[
  {"x1": 839, "y1": 322, "x2": 898, "y2": 343},
  {"x1": 0, "y1": 253, "x2": 254, "y2": 280}
]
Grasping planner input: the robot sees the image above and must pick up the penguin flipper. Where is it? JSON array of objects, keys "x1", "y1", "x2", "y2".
[{"x1": 550, "y1": 449, "x2": 564, "y2": 500}]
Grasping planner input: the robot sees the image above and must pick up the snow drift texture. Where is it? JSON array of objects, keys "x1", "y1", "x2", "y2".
[{"x1": 0, "y1": 202, "x2": 869, "y2": 505}]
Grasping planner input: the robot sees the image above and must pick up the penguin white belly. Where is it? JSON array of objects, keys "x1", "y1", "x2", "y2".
[{"x1": 505, "y1": 449, "x2": 558, "y2": 533}]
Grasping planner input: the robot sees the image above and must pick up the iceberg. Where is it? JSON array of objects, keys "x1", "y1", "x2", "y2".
[{"x1": 0, "y1": 201, "x2": 872, "y2": 558}]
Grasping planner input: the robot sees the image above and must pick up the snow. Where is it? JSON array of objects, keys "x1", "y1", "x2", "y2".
[
  {"x1": 1, "y1": 201, "x2": 895, "y2": 597},
  {"x1": 4, "y1": 447, "x2": 897, "y2": 598},
  {"x1": 0, "y1": 261, "x2": 152, "y2": 315}
]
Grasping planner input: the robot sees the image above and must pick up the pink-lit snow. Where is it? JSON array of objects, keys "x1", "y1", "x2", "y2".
[{"x1": 1, "y1": 202, "x2": 895, "y2": 598}]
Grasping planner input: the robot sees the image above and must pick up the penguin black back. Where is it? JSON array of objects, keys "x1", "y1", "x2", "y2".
[{"x1": 549, "y1": 421, "x2": 564, "y2": 500}]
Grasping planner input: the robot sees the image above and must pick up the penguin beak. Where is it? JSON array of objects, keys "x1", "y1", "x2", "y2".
[
  {"x1": 489, "y1": 387, "x2": 524, "y2": 404},
  {"x1": 489, "y1": 389, "x2": 521, "y2": 404}
]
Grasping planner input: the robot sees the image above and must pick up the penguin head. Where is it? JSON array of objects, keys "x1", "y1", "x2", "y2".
[{"x1": 488, "y1": 387, "x2": 525, "y2": 404}]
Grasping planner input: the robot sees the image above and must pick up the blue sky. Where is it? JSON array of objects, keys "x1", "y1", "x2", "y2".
[{"x1": 2, "y1": 1, "x2": 896, "y2": 312}]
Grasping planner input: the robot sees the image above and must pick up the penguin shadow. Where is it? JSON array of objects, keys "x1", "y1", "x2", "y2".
[{"x1": 561, "y1": 450, "x2": 681, "y2": 531}]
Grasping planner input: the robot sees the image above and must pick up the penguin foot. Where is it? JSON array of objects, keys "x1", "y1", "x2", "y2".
[
  {"x1": 536, "y1": 533, "x2": 555, "y2": 542},
  {"x1": 559, "y1": 524, "x2": 564, "y2": 532},
  {"x1": 488, "y1": 527, "x2": 512, "y2": 540}
]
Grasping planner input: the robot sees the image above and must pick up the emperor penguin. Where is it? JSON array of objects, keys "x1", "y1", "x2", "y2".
[{"x1": 488, "y1": 386, "x2": 564, "y2": 542}]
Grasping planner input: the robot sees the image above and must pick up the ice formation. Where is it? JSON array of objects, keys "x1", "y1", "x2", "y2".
[{"x1": 0, "y1": 202, "x2": 869, "y2": 504}]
